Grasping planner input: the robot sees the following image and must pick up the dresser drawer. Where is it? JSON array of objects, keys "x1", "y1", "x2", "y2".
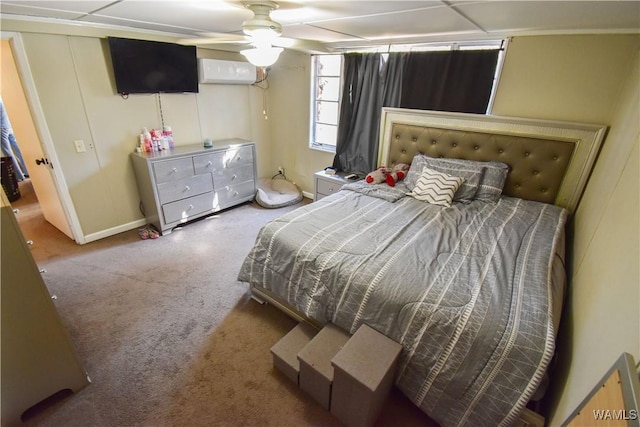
[
  {"x1": 153, "y1": 157, "x2": 194, "y2": 184},
  {"x1": 224, "y1": 146, "x2": 254, "y2": 169},
  {"x1": 316, "y1": 178, "x2": 344, "y2": 197},
  {"x1": 157, "y1": 174, "x2": 213, "y2": 204},
  {"x1": 193, "y1": 152, "x2": 225, "y2": 175},
  {"x1": 162, "y1": 192, "x2": 215, "y2": 224},
  {"x1": 218, "y1": 180, "x2": 256, "y2": 208},
  {"x1": 213, "y1": 163, "x2": 255, "y2": 188}
]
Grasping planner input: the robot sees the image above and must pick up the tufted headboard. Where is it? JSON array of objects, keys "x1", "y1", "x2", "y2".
[{"x1": 378, "y1": 108, "x2": 607, "y2": 214}]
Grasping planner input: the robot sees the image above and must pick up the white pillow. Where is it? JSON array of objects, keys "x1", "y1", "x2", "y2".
[{"x1": 407, "y1": 167, "x2": 465, "y2": 207}]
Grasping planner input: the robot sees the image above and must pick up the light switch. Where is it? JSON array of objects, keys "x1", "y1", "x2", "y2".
[{"x1": 74, "y1": 139, "x2": 86, "y2": 153}]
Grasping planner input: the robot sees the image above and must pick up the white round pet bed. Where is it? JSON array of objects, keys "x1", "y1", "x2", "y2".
[{"x1": 255, "y1": 173, "x2": 303, "y2": 209}]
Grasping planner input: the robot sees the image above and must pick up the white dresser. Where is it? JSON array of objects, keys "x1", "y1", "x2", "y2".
[{"x1": 131, "y1": 140, "x2": 256, "y2": 235}]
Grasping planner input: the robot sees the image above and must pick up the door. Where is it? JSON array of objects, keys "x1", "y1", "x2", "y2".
[{"x1": 0, "y1": 38, "x2": 74, "y2": 240}]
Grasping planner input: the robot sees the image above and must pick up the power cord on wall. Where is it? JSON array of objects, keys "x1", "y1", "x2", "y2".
[
  {"x1": 157, "y1": 93, "x2": 165, "y2": 129},
  {"x1": 253, "y1": 66, "x2": 270, "y2": 120},
  {"x1": 272, "y1": 166, "x2": 286, "y2": 180}
]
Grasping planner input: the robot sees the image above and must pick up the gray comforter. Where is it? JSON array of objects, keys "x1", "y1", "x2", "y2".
[{"x1": 237, "y1": 183, "x2": 567, "y2": 427}]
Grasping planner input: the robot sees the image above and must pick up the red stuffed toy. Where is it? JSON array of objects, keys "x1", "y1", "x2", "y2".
[
  {"x1": 365, "y1": 166, "x2": 389, "y2": 184},
  {"x1": 385, "y1": 163, "x2": 410, "y2": 186},
  {"x1": 365, "y1": 163, "x2": 410, "y2": 186}
]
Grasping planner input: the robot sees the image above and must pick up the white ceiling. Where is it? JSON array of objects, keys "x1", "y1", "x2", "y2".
[{"x1": 1, "y1": 0, "x2": 639, "y2": 52}]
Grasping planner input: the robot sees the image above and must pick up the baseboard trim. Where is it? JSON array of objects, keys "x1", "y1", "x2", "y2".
[
  {"x1": 302, "y1": 191, "x2": 314, "y2": 200},
  {"x1": 82, "y1": 219, "x2": 147, "y2": 244}
]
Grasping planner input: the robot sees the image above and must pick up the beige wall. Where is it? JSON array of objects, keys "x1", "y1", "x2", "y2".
[
  {"x1": 550, "y1": 47, "x2": 639, "y2": 426},
  {"x1": 493, "y1": 35, "x2": 637, "y2": 123},
  {"x1": 266, "y1": 49, "x2": 334, "y2": 194},
  {"x1": 12, "y1": 30, "x2": 271, "y2": 239},
  {"x1": 492, "y1": 35, "x2": 639, "y2": 425}
]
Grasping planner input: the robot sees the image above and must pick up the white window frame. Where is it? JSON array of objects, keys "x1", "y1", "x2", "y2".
[{"x1": 309, "y1": 54, "x2": 342, "y2": 153}]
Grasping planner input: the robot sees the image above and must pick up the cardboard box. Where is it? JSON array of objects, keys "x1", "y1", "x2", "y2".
[
  {"x1": 330, "y1": 324, "x2": 402, "y2": 427},
  {"x1": 270, "y1": 322, "x2": 318, "y2": 385},
  {"x1": 297, "y1": 323, "x2": 351, "y2": 409}
]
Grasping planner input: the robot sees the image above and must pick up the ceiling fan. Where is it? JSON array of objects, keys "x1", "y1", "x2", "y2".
[{"x1": 181, "y1": 1, "x2": 328, "y2": 66}]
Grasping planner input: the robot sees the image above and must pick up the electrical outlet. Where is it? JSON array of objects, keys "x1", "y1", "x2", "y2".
[{"x1": 74, "y1": 139, "x2": 86, "y2": 153}]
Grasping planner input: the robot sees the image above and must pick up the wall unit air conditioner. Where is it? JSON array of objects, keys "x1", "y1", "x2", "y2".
[{"x1": 198, "y1": 59, "x2": 256, "y2": 85}]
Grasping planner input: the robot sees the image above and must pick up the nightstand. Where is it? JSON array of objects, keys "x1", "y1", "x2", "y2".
[{"x1": 314, "y1": 170, "x2": 351, "y2": 201}]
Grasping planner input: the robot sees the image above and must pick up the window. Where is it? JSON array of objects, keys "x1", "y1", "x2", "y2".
[
  {"x1": 308, "y1": 41, "x2": 505, "y2": 153},
  {"x1": 310, "y1": 54, "x2": 342, "y2": 152}
]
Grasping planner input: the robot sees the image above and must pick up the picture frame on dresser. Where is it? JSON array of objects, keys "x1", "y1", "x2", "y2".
[{"x1": 130, "y1": 139, "x2": 257, "y2": 235}]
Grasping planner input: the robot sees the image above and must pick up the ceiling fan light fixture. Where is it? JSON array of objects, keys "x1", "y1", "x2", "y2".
[
  {"x1": 241, "y1": 46, "x2": 283, "y2": 67},
  {"x1": 242, "y1": 1, "x2": 282, "y2": 40},
  {"x1": 243, "y1": 26, "x2": 281, "y2": 41}
]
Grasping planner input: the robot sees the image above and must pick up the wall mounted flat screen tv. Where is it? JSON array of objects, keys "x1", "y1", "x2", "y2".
[{"x1": 108, "y1": 37, "x2": 198, "y2": 95}]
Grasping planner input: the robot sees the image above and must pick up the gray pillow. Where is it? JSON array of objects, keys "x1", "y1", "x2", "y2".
[
  {"x1": 406, "y1": 155, "x2": 484, "y2": 203},
  {"x1": 475, "y1": 161, "x2": 509, "y2": 203}
]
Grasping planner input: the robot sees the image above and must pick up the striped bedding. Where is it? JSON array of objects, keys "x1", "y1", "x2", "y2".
[{"x1": 237, "y1": 183, "x2": 567, "y2": 427}]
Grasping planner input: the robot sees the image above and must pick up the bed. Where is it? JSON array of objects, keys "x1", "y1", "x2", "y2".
[{"x1": 238, "y1": 108, "x2": 606, "y2": 427}]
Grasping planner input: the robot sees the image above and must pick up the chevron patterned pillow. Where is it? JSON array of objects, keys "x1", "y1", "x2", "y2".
[{"x1": 408, "y1": 167, "x2": 465, "y2": 207}]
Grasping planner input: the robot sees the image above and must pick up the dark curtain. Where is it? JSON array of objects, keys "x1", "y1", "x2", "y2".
[
  {"x1": 382, "y1": 52, "x2": 408, "y2": 108},
  {"x1": 332, "y1": 53, "x2": 405, "y2": 174},
  {"x1": 400, "y1": 49, "x2": 500, "y2": 113},
  {"x1": 332, "y1": 53, "x2": 383, "y2": 174}
]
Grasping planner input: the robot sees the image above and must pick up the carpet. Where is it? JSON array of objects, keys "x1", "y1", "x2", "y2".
[{"x1": 13, "y1": 180, "x2": 436, "y2": 427}]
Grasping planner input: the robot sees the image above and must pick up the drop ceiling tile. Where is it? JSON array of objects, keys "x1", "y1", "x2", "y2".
[
  {"x1": 1, "y1": 0, "x2": 114, "y2": 14},
  {"x1": 282, "y1": 23, "x2": 363, "y2": 43},
  {"x1": 456, "y1": 1, "x2": 640, "y2": 33},
  {"x1": 313, "y1": 6, "x2": 483, "y2": 41},
  {"x1": 272, "y1": 1, "x2": 444, "y2": 25},
  {"x1": 83, "y1": 0, "x2": 251, "y2": 34},
  {"x1": 0, "y1": 0, "x2": 114, "y2": 20},
  {"x1": 74, "y1": 15, "x2": 195, "y2": 36}
]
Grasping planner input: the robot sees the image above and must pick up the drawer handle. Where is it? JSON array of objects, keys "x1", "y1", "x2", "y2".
[
  {"x1": 232, "y1": 191, "x2": 239, "y2": 197},
  {"x1": 172, "y1": 168, "x2": 178, "y2": 173},
  {"x1": 206, "y1": 161, "x2": 212, "y2": 167},
  {"x1": 184, "y1": 185, "x2": 191, "y2": 191},
  {"x1": 231, "y1": 174, "x2": 237, "y2": 181},
  {"x1": 26, "y1": 240, "x2": 34, "y2": 245},
  {"x1": 187, "y1": 204, "x2": 194, "y2": 211}
]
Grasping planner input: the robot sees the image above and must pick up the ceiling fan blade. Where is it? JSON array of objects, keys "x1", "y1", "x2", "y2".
[
  {"x1": 178, "y1": 3, "x2": 331, "y2": 54},
  {"x1": 273, "y1": 37, "x2": 331, "y2": 54},
  {"x1": 188, "y1": 38, "x2": 253, "y2": 46},
  {"x1": 197, "y1": 31, "x2": 246, "y2": 39},
  {"x1": 180, "y1": 35, "x2": 329, "y2": 53},
  {"x1": 179, "y1": 32, "x2": 250, "y2": 46}
]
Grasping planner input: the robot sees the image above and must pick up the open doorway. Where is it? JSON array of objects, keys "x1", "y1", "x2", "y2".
[{"x1": 1, "y1": 35, "x2": 79, "y2": 243}]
